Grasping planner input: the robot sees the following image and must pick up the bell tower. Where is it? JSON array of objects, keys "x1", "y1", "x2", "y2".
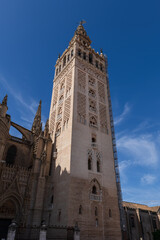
[{"x1": 49, "y1": 23, "x2": 122, "y2": 240}]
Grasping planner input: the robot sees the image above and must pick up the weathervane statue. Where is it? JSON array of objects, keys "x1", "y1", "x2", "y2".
[{"x1": 79, "y1": 20, "x2": 86, "y2": 26}]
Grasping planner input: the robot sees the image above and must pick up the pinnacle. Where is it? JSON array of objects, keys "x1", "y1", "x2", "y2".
[
  {"x1": 2, "y1": 94, "x2": 8, "y2": 106},
  {"x1": 36, "y1": 100, "x2": 42, "y2": 117}
]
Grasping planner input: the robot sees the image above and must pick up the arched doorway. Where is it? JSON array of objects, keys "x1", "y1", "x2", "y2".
[{"x1": 0, "y1": 200, "x2": 17, "y2": 239}]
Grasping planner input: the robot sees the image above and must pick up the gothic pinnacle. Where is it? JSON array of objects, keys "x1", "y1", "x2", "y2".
[
  {"x1": 2, "y1": 94, "x2": 8, "y2": 106},
  {"x1": 31, "y1": 100, "x2": 42, "y2": 135}
]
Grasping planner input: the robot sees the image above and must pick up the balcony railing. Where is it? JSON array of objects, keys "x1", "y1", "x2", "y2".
[
  {"x1": 91, "y1": 143, "x2": 97, "y2": 148},
  {"x1": 90, "y1": 194, "x2": 102, "y2": 201}
]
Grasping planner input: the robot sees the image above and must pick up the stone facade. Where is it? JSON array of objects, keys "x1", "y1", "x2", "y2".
[
  {"x1": 0, "y1": 96, "x2": 53, "y2": 239},
  {"x1": 123, "y1": 201, "x2": 160, "y2": 240}
]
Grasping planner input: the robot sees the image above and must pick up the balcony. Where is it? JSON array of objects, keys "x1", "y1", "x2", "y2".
[
  {"x1": 91, "y1": 143, "x2": 97, "y2": 148},
  {"x1": 90, "y1": 194, "x2": 102, "y2": 202},
  {"x1": 89, "y1": 123, "x2": 98, "y2": 129}
]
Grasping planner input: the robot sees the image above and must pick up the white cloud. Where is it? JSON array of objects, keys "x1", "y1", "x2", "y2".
[
  {"x1": 114, "y1": 103, "x2": 131, "y2": 125},
  {"x1": 117, "y1": 134, "x2": 159, "y2": 167},
  {"x1": 119, "y1": 160, "x2": 132, "y2": 183},
  {"x1": 141, "y1": 174, "x2": 156, "y2": 185},
  {"x1": 0, "y1": 75, "x2": 38, "y2": 115}
]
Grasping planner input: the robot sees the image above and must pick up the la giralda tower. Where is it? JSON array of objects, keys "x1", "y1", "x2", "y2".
[{"x1": 49, "y1": 23, "x2": 123, "y2": 240}]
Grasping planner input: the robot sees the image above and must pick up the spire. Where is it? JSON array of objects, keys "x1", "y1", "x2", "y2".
[
  {"x1": 0, "y1": 94, "x2": 8, "y2": 117},
  {"x1": 70, "y1": 21, "x2": 91, "y2": 46},
  {"x1": 2, "y1": 95, "x2": 8, "y2": 106},
  {"x1": 44, "y1": 119, "x2": 49, "y2": 138},
  {"x1": 31, "y1": 100, "x2": 42, "y2": 136}
]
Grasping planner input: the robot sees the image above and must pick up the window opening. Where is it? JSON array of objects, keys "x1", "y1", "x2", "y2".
[
  {"x1": 95, "y1": 218, "x2": 98, "y2": 227},
  {"x1": 109, "y1": 209, "x2": 112, "y2": 218},
  {"x1": 79, "y1": 205, "x2": 82, "y2": 215},
  {"x1": 89, "y1": 53, "x2": 93, "y2": 64},
  {"x1": 100, "y1": 64, "x2": 103, "y2": 71},
  {"x1": 88, "y1": 157, "x2": 92, "y2": 170},
  {"x1": 89, "y1": 116, "x2": 97, "y2": 128},
  {"x1": 92, "y1": 185, "x2": 97, "y2": 194},
  {"x1": 78, "y1": 49, "x2": 81, "y2": 57},
  {"x1": 95, "y1": 207, "x2": 98, "y2": 216},
  {"x1": 89, "y1": 89, "x2": 96, "y2": 98},
  {"x1": 6, "y1": 145, "x2": 17, "y2": 165},
  {"x1": 97, "y1": 161, "x2": 100, "y2": 172},
  {"x1": 83, "y1": 52, "x2": 86, "y2": 60},
  {"x1": 63, "y1": 56, "x2": 66, "y2": 67},
  {"x1": 130, "y1": 215, "x2": 135, "y2": 228},
  {"x1": 71, "y1": 50, "x2": 73, "y2": 57}
]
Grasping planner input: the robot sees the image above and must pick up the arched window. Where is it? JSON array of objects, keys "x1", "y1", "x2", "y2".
[
  {"x1": 58, "y1": 107, "x2": 62, "y2": 115},
  {"x1": 89, "y1": 53, "x2": 93, "y2": 64},
  {"x1": 109, "y1": 209, "x2": 112, "y2": 218},
  {"x1": 6, "y1": 145, "x2": 17, "y2": 165},
  {"x1": 59, "y1": 65, "x2": 61, "y2": 72},
  {"x1": 95, "y1": 218, "x2": 98, "y2": 227},
  {"x1": 83, "y1": 52, "x2": 86, "y2": 60},
  {"x1": 63, "y1": 56, "x2": 66, "y2": 67},
  {"x1": 56, "y1": 122, "x2": 61, "y2": 136},
  {"x1": 56, "y1": 68, "x2": 58, "y2": 76},
  {"x1": 89, "y1": 100, "x2": 96, "y2": 112},
  {"x1": 88, "y1": 157, "x2": 92, "y2": 170},
  {"x1": 51, "y1": 195, "x2": 54, "y2": 204},
  {"x1": 60, "y1": 82, "x2": 64, "y2": 90},
  {"x1": 89, "y1": 89, "x2": 96, "y2": 98},
  {"x1": 79, "y1": 205, "x2": 82, "y2": 215},
  {"x1": 71, "y1": 50, "x2": 73, "y2": 57},
  {"x1": 89, "y1": 116, "x2": 97, "y2": 128},
  {"x1": 95, "y1": 207, "x2": 98, "y2": 216},
  {"x1": 97, "y1": 161, "x2": 100, "y2": 172},
  {"x1": 89, "y1": 77, "x2": 95, "y2": 86},
  {"x1": 96, "y1": 61, "x2": 99, "y2": 68},
  {"x1": 92, "y1": 134, "x2": 96, "y2": 143},
  {"x1": 67, "y1": 54, "x2": 70, "y2": 62},
  {"x1": 59, "y1": 95, "x2": 64, "y2": 104},
  {"x1": 100, "y1": 64, "x2": 103, "y2": 72},
  {"x1": 92, "y1": 185, "x2": 97, "y2": 194},
  {"x1": 78, "y1": 49, "x2": 81, "y2": 57}
]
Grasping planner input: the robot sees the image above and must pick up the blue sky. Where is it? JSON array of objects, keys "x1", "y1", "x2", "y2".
[{"x1": 0, "y1": 0, "x2": 160, "y2": 206}]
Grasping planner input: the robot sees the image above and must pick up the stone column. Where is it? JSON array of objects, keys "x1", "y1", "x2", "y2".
[
  {"x1": 74, "y1": 223, "x2": 80, "y2": 240},
  {"x1": 7, "y1": 221, "x2": 17, "y2": 240},
  {"x1": 39, "y1": 221, "x2": 47, "y2": 240}
]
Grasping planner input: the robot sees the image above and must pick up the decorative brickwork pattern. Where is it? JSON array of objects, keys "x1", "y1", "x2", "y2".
[
  {"x1": 78, "y1": 69, "x2": 86, "y2": 92},
  {"x1": 99, "y1": 103, "x2": 107, "y2": 133},
  {"x1": 52, "y1": 86, "x2": 58, "y2": 108},
  {"x1": 77, "y1": 92, "x2": 86, "y2": 124},
  {"x1": 50, "y1": 111, "x2": 56, "y2": 133},
  {"x1": 66, "y1": 70, "x2": 72, "y2": 95},
  {"x1": 88, "y1": 75, "x2": 95, "y2": 87},
  {"x1": 98, "y1": 81, "x2": 105, "y2": 103},
  {"x1": 64, "y1": 96, "x2": 71, "y2": 123}
]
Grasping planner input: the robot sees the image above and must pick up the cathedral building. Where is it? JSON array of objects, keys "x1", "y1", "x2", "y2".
[{"x1": 0, "y1": 23, "x2": 159, "y2": 240}]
